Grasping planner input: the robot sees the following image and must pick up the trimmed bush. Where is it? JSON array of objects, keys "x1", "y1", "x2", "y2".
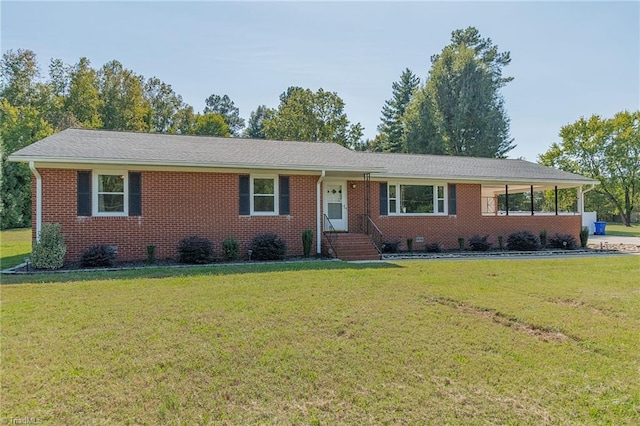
[
  {"x1": 580, "y1": 226, "x2": 590, "y2": 248},
  {"x1": 251, "y1": 233, "x2": 286, "y2": 260},
  {"x1": 177, "y1": 236, "x2": 214, "y2": 264},
  {"x1": 425, "y1": 242, "x2": 445, "y2": 253},
  {"x1": 146, "y1": 245, "x2": 156, "y2": 264},
  {"x1": 548, "y1": 233, "x2": 577, "y2": 250},
  {"x1": 302, "y1": 230, "x2": 313, "y2": 258},
  {"x1": 31, "y1": 223, "x2": 66, "y2": 270},
  {"x1": 221, "y1": 237, "x2": 240, "y2": 261},
  {"x1": 81, "y1": 244, "x2": 116, "y2": 267},
  {"x1": 381, "y1": 240, "x2": 400, "y2": 253},
  {"x1": 539, "y1": 230, "x2": 548, "y2": 248},
  {"x1": 468, "y1": 235, "x2": 491, "y2": 251},
  {"x1": 406, "y1": 238, "x2": 414, "y2": 252},
  {"x1": 498, "y1": 235, "x2": 504, "y2": 250},
  {"x1": 457, "y1": 237, "x2": 465, "y2": 251},
  {"x1": 506, "y1": 231, "x2": 541, "y2": 251}
]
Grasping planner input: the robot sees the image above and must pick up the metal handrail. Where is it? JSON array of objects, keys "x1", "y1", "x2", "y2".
[
  {"x1": 365, "y1": 215, "x2": 383, "y2": 254},
  {"x1": 322, "y1": 213, "x2": 338, "y2": 258}
]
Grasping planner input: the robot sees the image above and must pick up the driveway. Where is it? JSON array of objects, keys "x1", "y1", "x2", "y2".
[{"x1": 588, "y1": 234, "x2": 640, "y2": 253}]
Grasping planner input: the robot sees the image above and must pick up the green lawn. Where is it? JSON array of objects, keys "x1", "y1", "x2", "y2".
[
  {"x1": 604, "y1": 222, "x2": 640, "y2": 237},
  {"x1": 2, "y1": 257, "x2": 639, "y2": 424},
  {"x1": 0, "y1": 228, "x2": 31, "y2": 270}
]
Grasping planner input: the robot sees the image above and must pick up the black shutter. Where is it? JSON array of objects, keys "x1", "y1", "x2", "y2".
[
  {"x1": 279, "y1": 176, "x2": 290, "y2": 215},
  {"x1": 448, "y1": 184, "x2": 457, "y2": 215},
  {"x1": 239, "y1": 175, "x2": 250, "y2": 215},
  {"x1": 129, "y1": 172, "x2": 142, "y2": 216},
  {"x1": 379, "y1": 182, "x2": 388, "y2": 216},
  {"x1": 77, "y1": 171, "x2": 92, "y2": 216}
]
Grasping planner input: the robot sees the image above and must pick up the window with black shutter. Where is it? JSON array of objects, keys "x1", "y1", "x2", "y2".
[
  {"x1": 77, "y1": 171, "x2": 92, "y2": 216},
  {"x1": 279, "y1": 176, "x2": 290, "y2": 215}
]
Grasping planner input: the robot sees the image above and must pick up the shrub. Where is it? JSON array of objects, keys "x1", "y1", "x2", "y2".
[
  {"x1": 251, "y1": 233, "x2": 286, "y2": 260},
  {"x1": 425, "y1": 242, "x2": 445, "y2": 253},
  {"x1": 468, "y1": 235, "x2": 491, "y2": 251},
  {"x1": 457, "y1": 237, "x2": 465, "y2": 251},
  {"x1": 406, "y1": 237, "x2": 414, "y2": 252},
  {"x1": 31, "y1": 223, "x2": 66, "y2": 269},
  {"x1": 580, "y1": 226, "x2": 590, "y2": 248},
  {"x1": 506, "y1": 231, "x2": 541, "y2": 251},
  {"x1": 81, "y1": 244, "x2": 117, "y2": 267},
  {"x1": 221, "y1": 237, "x2": 240, "y2": 261},
  {"x1": 302, "y1": 230, "x2": 313, "y2": 258},
  {"x1": 498, "y1": 235, "x2": 504, "y2": 250},
  {"x1": 146, "y1": 245, "x2": 156, "y2": 264},
  {"x1": 177, "y1": 236, "x2": 214, "y2": 264},
  {"x1": 548, "y1": 233, "x2": 577, "y2": 250},
  {"x1": 539, "y1": 230, "x2": 548, "y2": 248},
  {"x1": 381, "y1": 240, "x2": 400, "y2": 253}
]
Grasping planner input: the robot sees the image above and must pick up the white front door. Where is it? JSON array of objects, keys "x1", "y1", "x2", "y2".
[{"x1": 324, "y1": 181, "x2": 348, "y2": 231}]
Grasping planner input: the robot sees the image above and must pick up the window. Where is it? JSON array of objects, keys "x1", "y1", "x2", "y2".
[
  {"x1": 251, "y1": 176, "x2": 278, "y2": 215},
  {"x1": 387, "y1": 183, "x2": 446, "y2": 215},
  {"x1": 93, "y1": 172, "x2": 128, "y2": 216}
]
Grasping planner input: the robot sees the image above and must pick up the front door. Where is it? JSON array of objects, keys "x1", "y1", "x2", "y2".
[{"x1": 324, "y1": 181, "x2": 348, "y2": 231}]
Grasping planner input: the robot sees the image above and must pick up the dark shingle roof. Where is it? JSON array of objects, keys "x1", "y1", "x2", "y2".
[{"x1": 9, "y1": 129, "x2": 596, "y2": 185}]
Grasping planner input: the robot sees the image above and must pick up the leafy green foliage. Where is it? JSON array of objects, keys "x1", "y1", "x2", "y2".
[
  {"x1": 302, "y1": 230, "x2": 313, "y2": 258},
  {"x1": 177, "y1": 236, "x2": 214, "y2": 264},
  {"x1": 250, "y1": 233, "x2": 286, "y2": 260},
  {"x1": 539, "y1": 230, "x2": 548, "y2": 248},
  {"x1": 580, "y1": 227, "x2": 590, "y2": 248},
  {"x1": 424, "y1": 242, "x2": 445, "y2": 253},
  {"x1": 506, "y1": 231, "x2": 541, "y2": 251},
  {"x1": 468, "y1": 235, "x2": 491, "y2": 251},
  {"x1": 66, "y1": 57, "x2": 102, "y2": 128},
  {"x1": 381, "y1": 240, "x2": 400, "y2": 253},
  {"x1": 204, "y1": 94, "x2": 245, "y2": 136},
  {"x1": 548, "y1": 234, "x2": 577, "y2": 250},
  {"x1": 244, "y1": 105, "x2": 269, "y2": 139},
  {"x1": 81, "y1": 244, "x2": 117, "y2": 267},
  {"x1": 221, "y1": 237, "x2": 240, "y2": 261},
  {"x1": 144, "y1": 77, "x2": 184, "y2": 133},
  {"x1": 375, "y1": 69, "x2": 420, "y2": 152},
  {"x1": 402, "y1": 27, "x2": 514, "y2": 157},
  {"x1": 539, "y1": 111, "x2": 639, "y2": 226},
  {"x1": 31, "y1": 223, "x2": 66, "y2": 269},
  {"x1": 262, "y1": 87, "x2": 363, "y2": 148},
  {"x1": 191, "y1": 113, "x2": 231, "y2": 137}
]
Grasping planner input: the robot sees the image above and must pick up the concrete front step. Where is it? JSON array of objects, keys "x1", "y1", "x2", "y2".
[{"x1": 324, "y1": 232, "x2": 380, "y2": 261}]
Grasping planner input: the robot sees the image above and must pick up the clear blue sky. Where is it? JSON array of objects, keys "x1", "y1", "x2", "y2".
[{"x1": 2, "y1": 1, "x2": 639, "y2": 161}]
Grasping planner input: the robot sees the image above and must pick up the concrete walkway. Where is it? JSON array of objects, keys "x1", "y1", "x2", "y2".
[{"x1": 588, "y1": 234, "x2": 640, "y2": 245}]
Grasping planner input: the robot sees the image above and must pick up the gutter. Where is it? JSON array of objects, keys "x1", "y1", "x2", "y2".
[
  {"x1": 579, "y1": 183, "x2": 597, "y2": 214},
  {"x1": 316, "y1": 170, "x2": 326, "y2": 255},
  {"x1": 29, "y1": 161, "x2": 42, "y2": 241}
]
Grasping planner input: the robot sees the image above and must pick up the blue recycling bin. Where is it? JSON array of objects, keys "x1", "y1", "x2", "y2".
[{"x1": 594, "y1": 221, "x2": 606, "y2": 235}]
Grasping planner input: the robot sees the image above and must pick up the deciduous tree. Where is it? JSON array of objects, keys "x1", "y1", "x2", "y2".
[{"x1": 204, "y1": 94, "x2": 245, "y2": 136}]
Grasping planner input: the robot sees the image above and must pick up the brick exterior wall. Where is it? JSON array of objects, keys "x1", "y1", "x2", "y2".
[
  {"x1": 33, "y1": 170, "x2": 582, "y2": 261},
  {"x1": 34, "y1": 169, "x2": 318, "y2": 261},
  {"x1": 347, "y1": 180, "x2": 582, "y2": 250}
]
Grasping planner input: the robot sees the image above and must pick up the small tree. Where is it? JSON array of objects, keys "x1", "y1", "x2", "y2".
[{"x1": 31, "y1": 223, "x2": 66, "y2": 269}]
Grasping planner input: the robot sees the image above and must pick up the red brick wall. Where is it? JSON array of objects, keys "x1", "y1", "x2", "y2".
[
  {"x1": 35, "y1": 169, "x2": 318, "y2": 261},
  {"x1": 349, "y1": 181, "x2": 582, "y2": 250}
]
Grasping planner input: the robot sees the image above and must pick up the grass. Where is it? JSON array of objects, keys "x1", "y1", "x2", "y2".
[
  {"x1": 604, "y1": 222, "x2": 640, "y2": 237},
  {"x1": 2, "y1": 256, "x2": 639, "y2": 424},
  {"x1": 0, "y1": 228, "x2": 31, "y2": 270}
]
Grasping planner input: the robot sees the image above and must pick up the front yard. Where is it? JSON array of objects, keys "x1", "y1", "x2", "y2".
[{"x1": 1, "y1": 256, "x2": 639, "y2": 424}]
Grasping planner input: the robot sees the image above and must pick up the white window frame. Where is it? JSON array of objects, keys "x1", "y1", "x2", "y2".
[
  {"x1": 93, "y1": 171, "x2": 128, "y2": 217},
  {"x1": 388, "y1": 182, "x2": 447, "y2": 216},
  {"x1": 250, "y1": 175, "x2": 279, "y2": 216}
]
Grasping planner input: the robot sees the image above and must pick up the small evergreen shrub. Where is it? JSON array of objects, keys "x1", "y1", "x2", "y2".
[
  {"x1": 381, "y1": 240, "x2": 400, "y2": 253},
  {"x1": 580, "y1": 226, "x2": 590, "y2": 248},
  {"x1": 177, "y1": 236, "x2": 214, "y2": 264},
  {"x1": 81, "y1": 244, "x2": 117, "y2": 267},
  {"x1": 31, "y1": 223, "x2": 66, "y2": 269},
  {"x1": 406, "y1": 237, "x2": 414, "y2": 252},
  {"x1": 251, "y1": 233, "x2": 286, "y2": 260},
  {"x1": 302, "y1": 230, "x2": 313, "y2": 258},
  {"x1": 539, "y1": 230, "x2": 548, "y2": 248},
  {"x1": 221, "y1": 237, "x2": 240, "y2": 261},
  {"x1": 468, "y1": 235, "x2": 491, "y2": 251},
  {"x1": 425, "y1": 242, "x2": 445, "y2": 253},
  {"x1": 457, "y1": 237, "x2": 465, "y2": 251},
  {"x1": 506, "y1": 231, "x2": 541, "y2": 251},
  {"x1": 146, "y1": 245, "x2": 156, "y2": 264},
  {"x1": 548, "y1": 233, "x2": 577, "y2": 250},
  {"x1": 498, "y1": 235, "x2": 504, "y2": 250}
]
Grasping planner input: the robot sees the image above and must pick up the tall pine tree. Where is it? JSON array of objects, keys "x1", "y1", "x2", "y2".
[{"x1": 376, "y1": 69, "x2": 420, "y2": 152}]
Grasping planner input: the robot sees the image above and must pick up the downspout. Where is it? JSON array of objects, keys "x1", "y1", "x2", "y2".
[
  {"x1": 316, "y1": 170, "x2": 326, "y2": 255},
  {"x1": 29, "y1": 161, "x2": 42, "y2": 241},
  {"x1": 579, "y1": 184, "x2": 596, "y2": 214}
]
